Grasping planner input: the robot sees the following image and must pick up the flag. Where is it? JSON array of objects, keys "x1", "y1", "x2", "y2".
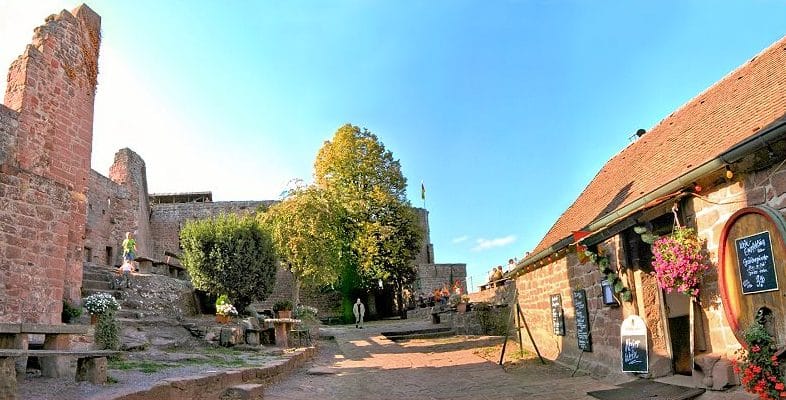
[{"x1": 421, "y1": 181, "x2": 426, "y2": 201}]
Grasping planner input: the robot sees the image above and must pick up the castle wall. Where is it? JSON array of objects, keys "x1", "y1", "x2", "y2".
[
  {"x1": 149, "y1": 201, "x2": 267, "y2": 261},
  {"x1": 0, "y1": 5, "x2": 101, "y2": 323}
]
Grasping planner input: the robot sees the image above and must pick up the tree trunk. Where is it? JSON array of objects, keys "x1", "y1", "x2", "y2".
[{"x1": 292, "y1": 274, "x2": 301, "y2": 308}]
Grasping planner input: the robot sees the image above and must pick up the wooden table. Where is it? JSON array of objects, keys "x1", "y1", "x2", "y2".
[{"x1": 263, "y1": 318, "x2": 301, "y2": 348}]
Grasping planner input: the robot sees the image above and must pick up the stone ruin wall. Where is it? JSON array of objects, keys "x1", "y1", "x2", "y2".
[
  {"x1": 148, "y1": 200, "x2": 269, "y2": 262},
  {"x1": 415, "y1": 263, "x2": 467, "y2": 296},
  {"x1": 0, "y1": 5, "x2": 101, "y2": 324},
  {"x1": 85, "y1": 149, "x2": 153, "y2": 268}
]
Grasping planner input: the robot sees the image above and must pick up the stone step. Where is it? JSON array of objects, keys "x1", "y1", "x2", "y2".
[
  {"x1": 116, "y1": 316, "x2": 181, "y2": 327},
  {"x1": 221, "y1": 383, "x2": 264, "y2": 400},
  {"x1": 82, "y1": 271, "x2": 111, "y2": 282},
  {"x1": 82, "y1": 279, "x2": 111, "y2": 290},
  {"x1": 81, "y1": 288, "x2": 123, "y2": 300}
]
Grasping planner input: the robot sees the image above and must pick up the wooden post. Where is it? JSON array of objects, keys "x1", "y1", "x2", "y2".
[{"x1": 518, "y1": 302, "x2": 545, "y2": 364}]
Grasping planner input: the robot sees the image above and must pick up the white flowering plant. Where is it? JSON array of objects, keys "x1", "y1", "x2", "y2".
[
  {"x1": 216, "y1": 303, "x2": 238, "y2": 316},
  {"x1": 83, "y1": 293, "x2": 120, "y2": 315},
  {"x1": 294, "y1": 304, "x2": 318, "y2": 319}
]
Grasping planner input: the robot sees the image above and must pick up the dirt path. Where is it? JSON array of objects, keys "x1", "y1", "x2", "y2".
[{"x1": 264, "y1": 319, "x2": 614, "y2": 400}]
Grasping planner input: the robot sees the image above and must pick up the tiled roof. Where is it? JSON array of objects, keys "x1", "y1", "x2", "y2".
[{"x1": 532, "y1": 35, "x2": 786, "y2": 255}]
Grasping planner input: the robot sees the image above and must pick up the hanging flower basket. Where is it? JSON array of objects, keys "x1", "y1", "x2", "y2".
[{"x1": 651, "y1": 226, "x2": 710, "y2": 298}]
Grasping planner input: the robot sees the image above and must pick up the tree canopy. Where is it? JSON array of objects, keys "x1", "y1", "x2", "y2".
[
  {"x1": 179, "y1": 213, "x2": 277, "y2": 313},
  {"x1": 260, "y1": 183, "x2": 348, "y2": 304},
  {"x1": 314, "y1": 124, "x2": 422, "y2": 297}
]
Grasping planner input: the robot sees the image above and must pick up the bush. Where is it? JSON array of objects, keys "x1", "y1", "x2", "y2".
[
  {"x1": 95, "y1": 312, "x2": 120, "y2": 350},
  {"x1": 83, "y1": 293, "x2": 120, "y2": 315},
  {"x1": 180, "y1": 213, "x2": 278, "y2": 313},
  {"x1": 62, "y1": 300, "x2": 83, "y2": 323},
  {"x1": 273, "y1": 300, "x2": 293, "y2": 312}
]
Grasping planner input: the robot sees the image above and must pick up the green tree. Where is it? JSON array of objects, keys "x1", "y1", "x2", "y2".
[
  {"x1": 180, "y1": 213, "x2": 277, "y2": 313},
  {"x1": 260, "y1": 183, "x2": 349, "y2": 306},
  {"x1": 314, "y1": 124, "x2": 422, "y2": 317}
]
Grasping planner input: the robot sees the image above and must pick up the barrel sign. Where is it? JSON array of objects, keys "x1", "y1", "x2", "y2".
[
  {"x1": 736, "y1": 231, "x2": 778, "y2": 294},
  {"x1": 620, "y1": 315, "x2": 648, "y2": 373}
]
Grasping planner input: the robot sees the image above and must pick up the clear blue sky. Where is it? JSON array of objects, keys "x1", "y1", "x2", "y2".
[{"x1": 3, "y1": 1, "x2": 786, "y2": 291}]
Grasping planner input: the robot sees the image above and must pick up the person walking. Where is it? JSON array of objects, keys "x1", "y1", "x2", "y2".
[
  {"x1": 122, "y1": 231, "x2": 137, "y2": 261},
  {"x1": 118, "y1": 259, "x2": 134, "y2": 288},
  {"x1": 353, "y1": 298, "x2": 365, "y2": 329}
]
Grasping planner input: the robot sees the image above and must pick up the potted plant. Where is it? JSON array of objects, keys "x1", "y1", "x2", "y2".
[
  {"x1": 215, "y1": 294, "x2": 238, "y2": 323},
  {"x1": 83, "y1": 293, "x2": 120, "y2": 324},
  {"x1": 456, "y1": 295, "x2": 470, "y2": 313},
  {"x1": 273, "y1": 300, "x2": 293, "y2": 319},
  {"x1": 734, "y1": 322, "x2": 786, "y2": 398},
  {"x1": 651, "y1": 226, "x2": 710, "y2": 298}
]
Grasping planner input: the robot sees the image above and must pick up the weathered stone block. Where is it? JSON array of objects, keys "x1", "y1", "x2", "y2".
[
  {"x1": 0, "y1": 357, "x2": 17, "y2": 400},
  {"x1": 245, "y1": 330, "x2": 260, "y2": 346},
  {"x1": 711, "y1": 359, "x2": 735, "y2": 390},
  {"x1": 76, "y1": 357, "x2": 107, "y2": 384},
  {"x1": 220, "y1": 383, "x2": 265, "y2": 400}
]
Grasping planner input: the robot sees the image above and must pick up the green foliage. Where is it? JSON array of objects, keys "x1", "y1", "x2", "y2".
[
  {"x1": 61, "y1": 300, "x2": 83, "y2": 323},
  {"x1": 313, "y1": 124, "x2": 423, "y2": 294},
  {"x1": 261, "y1": 185, "x2": 347, "y2": 289},
  {"x1": 273, "y1": 300, "x2": 292, "y2": 312},
  {"x1": 95, "y1": 311, "x2": 120, "y2": 350},
  {"x1": 180, "y1": 213, "x2": 278, "y2": 313},
  {"x1": 215, "y1": 294, "x2": 229, "y2": 306},
  {"x1": 585, "y1": 248, "x2": 632, "y2": 302}
]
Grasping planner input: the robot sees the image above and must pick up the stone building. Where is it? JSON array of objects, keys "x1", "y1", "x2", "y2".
[
  {"x1": 488, "y1": 33, "x2": 786, "y2": 389},
  {"x1": 0, "y1": 4, "x2": 464, "y2": 326}
]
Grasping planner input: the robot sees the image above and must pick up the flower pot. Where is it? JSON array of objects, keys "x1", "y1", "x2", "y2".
[
  {"x1": 90, "y1": 314, "x2": 98, "y2": 325},
  {"x1": 457, "y1": 303, "x2": 468, "y2": 314},
  {"x1": 277, "y1": 310, "x2": 292, "y2": 319},
  {"x1": 216, "y1": 314, "x2": 230, "y2": 324}
]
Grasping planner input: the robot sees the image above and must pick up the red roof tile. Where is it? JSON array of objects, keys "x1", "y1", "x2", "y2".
[{"x1": 532, "y1": 35, "x2": 786, "y2": 255}]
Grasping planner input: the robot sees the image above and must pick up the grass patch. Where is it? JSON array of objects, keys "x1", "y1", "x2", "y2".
[
  {"x1": 109, "y1": 359, "x2": 170, "y2": 373},
  {"x1": 473, "y1": 339, "x2": 537, "y2": 368}
]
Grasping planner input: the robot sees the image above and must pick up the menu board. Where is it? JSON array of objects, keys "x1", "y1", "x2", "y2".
[
  {"x1": 620, "y1": 315, "x2": 648, "y2": 373},
  {"x1": 573, "y1": 289, "x2": 592, "y2": 352},
  {"x1": 736, "y1": 231, "x2": 778, "y2": 294},
  {"x1": 550, "y1": 294, "x2": 565, "y2": 336}
]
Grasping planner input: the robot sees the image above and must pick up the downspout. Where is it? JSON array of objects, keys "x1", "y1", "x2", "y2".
[{"x1": 512, "y1": 117, "x2": 786, "y2": 275}]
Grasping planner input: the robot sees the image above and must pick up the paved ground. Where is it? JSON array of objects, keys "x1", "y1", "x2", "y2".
[{"x1": 265, "y1": 319, "x2": 756, "y2": 400}]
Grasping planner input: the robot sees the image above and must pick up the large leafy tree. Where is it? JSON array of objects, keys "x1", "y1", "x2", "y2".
[
  {"x1": 314, "y1": 124, "x2": 422, "y2": 316},
  {"x1": 179, "y1": 213, "x2": 277, "y2": 313},
  {"x1": 260, "y1": 183, "x2": 348, "y2": 306}
]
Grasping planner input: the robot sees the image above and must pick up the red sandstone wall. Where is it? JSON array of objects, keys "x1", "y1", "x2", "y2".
[
  {"x1": 149, "y1": 201, "x2": 268, "y2": 261},
  {"x1": 0, "y1": 6, "x2": 101, "y2": 323}
]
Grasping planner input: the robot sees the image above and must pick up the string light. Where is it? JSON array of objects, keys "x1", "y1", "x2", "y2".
[
  {"x1": 725, "y1": 165, "x2": 734, "y2": 180},
  {"x1": 693, "y1": 182, "x2": 702, "y2": 192}
]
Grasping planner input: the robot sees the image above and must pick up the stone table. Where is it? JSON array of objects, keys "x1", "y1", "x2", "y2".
[{"x1": 263, "y1": 318, "x2": 301, "y2": 348}]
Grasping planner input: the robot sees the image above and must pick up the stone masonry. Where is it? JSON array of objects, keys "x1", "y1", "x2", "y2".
[{"x1": 0, "y1": 5, "x2": 101, "y2": 324}]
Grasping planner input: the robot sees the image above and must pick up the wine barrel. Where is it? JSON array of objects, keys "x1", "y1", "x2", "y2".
[{"x1": 718, "y1": 206, "x2": 786, "y2": 347}]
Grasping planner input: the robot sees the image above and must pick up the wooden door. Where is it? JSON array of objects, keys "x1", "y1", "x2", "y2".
[{"x1": 719, "y1": 206, "x2": 786, "y2": 347}]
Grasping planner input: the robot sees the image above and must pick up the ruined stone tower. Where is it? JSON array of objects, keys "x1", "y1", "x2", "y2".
[{"x1": 0, "y1": 5, "x2": 101, "y2": 323}]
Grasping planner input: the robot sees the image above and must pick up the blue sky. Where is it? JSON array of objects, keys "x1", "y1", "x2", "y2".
[{"x1": 3, "y1": 1, "x2": 786, "y2": 291}]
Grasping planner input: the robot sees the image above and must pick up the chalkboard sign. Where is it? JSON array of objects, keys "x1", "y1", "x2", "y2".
[
  {"x1": 735, "y1": 231, "x2": 778, "y2": 294},
  {"x1": 573, "y1": 289, "x2": 592, "y2": 352},
  {"x1": 620, "y1": 315, "x2": 648, "y2": 373},
  {"x1": 550, "y1": 294, "x2": 565, "y2": 336}
]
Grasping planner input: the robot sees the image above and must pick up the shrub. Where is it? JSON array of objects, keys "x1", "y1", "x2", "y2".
[
  {"x1": 273, "y1": 300, "x2": 293, "y2": 312},
  {"x1": 180, "y1": 213, "x2": 278, "y2": 313},
  {"x1": 83, "y1": 293, "x2": 120, "y2": 315},
  {"x1": 62, "y1": 300, "x2": 83, "y2": 323},
  {"x1": 95, "y1": 312, "x2": 120, "y2": 350}
]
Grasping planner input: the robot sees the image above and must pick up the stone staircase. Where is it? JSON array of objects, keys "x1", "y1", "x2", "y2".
[{"x1": 81, "y1": 262, "x2": 201, "y2": 351}]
